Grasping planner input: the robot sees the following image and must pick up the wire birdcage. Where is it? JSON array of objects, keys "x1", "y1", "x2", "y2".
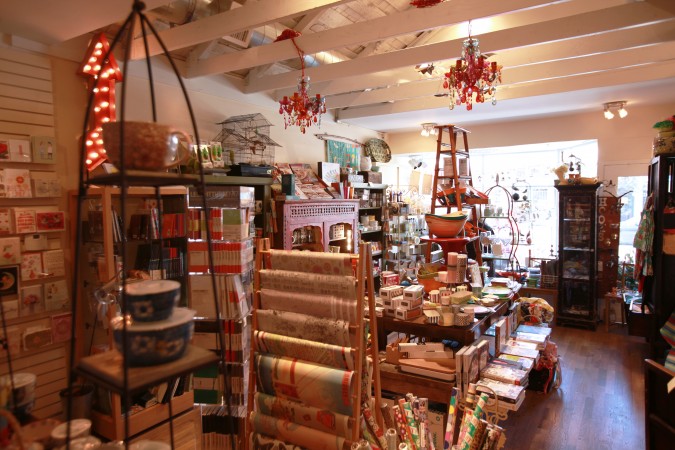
[{"x1": 214, "y1": 113, "x2": 280, "y2": 166}]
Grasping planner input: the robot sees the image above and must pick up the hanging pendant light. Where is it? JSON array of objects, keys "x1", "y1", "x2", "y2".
[
  {"x1": 276, "y1": 29, "x2": 326, "y2": 134},
  {"x1": 443, "y1": 22, "x2": 502, "y2": 111}
]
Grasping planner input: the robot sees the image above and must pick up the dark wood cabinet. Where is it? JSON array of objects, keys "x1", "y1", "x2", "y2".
[
  {"x1": 642, "y1": 155, "x2": 675, "y2": 356},
  {"x1": 555, "y1": 183, "x2": 601, "y2": 329}
]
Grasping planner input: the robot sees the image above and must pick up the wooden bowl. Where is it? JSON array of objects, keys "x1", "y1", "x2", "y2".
[{"x1": 425, "y1": 213, "x2": 469, "y2": 238}]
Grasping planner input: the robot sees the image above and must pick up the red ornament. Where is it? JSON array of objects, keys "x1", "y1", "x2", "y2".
[
  {"x1": 410, "y1": 0, "x2": 444, "y2": 8},
  {"x1": 276, "y1": 30, "x2": 326, "y2": 134}
]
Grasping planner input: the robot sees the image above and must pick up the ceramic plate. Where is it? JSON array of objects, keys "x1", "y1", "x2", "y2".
[{"x1": 481, "y1": 286, "x2": 511, "y2": 298}]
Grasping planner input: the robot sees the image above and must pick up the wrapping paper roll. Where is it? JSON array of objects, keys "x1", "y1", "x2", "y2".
[
  {"x1": 255, "y1": 393, "x2": 353, "y2": 438},
  {"x1": 256, "y1": 310, "x2": 354, "y2": 347},
  {"x1": 269, "y1": 250, "x2": 354, "y2": 276},
  {"x1": 251, "y1": 411, "x2": 350, "y2": 450},
  {"x1": 256, "y1": 354, "x2": 354, "y2": 415},
  {"x1": 459, "y1": 394, "x2": 489, "y2": 450},
  {"x1": 250, "y1": 432, "x2": 303, "y2": 450},
  {"x1": 260, "y1": 270, "x2": 356, "y2": 299},
  {"x1": 444, "y1": 388, "x2": 459, "y2": 450},
  {"x1": 386, "y1": 428, "x2": 398, "y2": 450},
  {"x1": 260, "y1": 288, "x2": 358, "y2": 322},
  {"x1": 254, "y1": 330, "x2": 355, "y2": 370}
]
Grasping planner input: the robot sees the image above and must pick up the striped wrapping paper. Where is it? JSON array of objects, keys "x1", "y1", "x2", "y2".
[
  {"x1": 269, "y1": 250, "x2": 355, "y2": 276},
  {"x1": 255, "y1": 354, "x2": 355, "y2": 415},
  {"x1": 260, "y1": 269, "x2": 356, "y2": 299},
  {"x1": 255, "y1": 392, "x2": 353, "y2": 438},
  {"x1": 254, "y1": 330, "x2": 355, "y2": 370},
  {"x1": 250, "y1": 411, "x2": 350, "y2": 450},
  {"x1": 256, "y1": 310, "x2": 354, "y2": 348},
  {"x1": 260, "y1": 288, "x2": 358, "y2": 322},
  {"x1": 459, "y1": 394, "x2": 489, "y2": 450}
]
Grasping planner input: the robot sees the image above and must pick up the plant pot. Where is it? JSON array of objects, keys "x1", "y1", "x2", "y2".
[{"x1": 59, "y1": 385, "x2": 94, "y2": 420}]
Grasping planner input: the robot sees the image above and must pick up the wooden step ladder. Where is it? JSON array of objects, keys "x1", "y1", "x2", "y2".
[{"x1": 429, "y1": 124, "x2": 485, "y2": 264}]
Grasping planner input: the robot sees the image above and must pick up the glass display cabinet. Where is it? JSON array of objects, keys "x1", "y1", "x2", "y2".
[{"x1": 555, "y1": 183, "x2": 601, "y2": 329}]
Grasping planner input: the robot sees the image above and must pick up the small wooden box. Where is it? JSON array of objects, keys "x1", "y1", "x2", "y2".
[{"x1": 358, "y1": 171, "x2": 383, "y2": 183}]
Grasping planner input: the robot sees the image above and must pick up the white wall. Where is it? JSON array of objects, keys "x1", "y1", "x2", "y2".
[{"x1": 387, "y1": 102, "x2": 675, "y2": 180}]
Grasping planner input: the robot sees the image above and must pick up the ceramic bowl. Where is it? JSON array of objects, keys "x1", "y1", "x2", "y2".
[
  {"x1": 417, "y1": 273, "x2": 446, "y2": 293},
  {"x1": 125, "y1": 279, "x2": 181, "y2": 322},
  {"x1": 50, "y1": 419, "x2": 92, "y2": 445},
  {"x1": 111, "y1": 308, "x2": 195, "y2": 367},
  {"x1": 425, "y1": 213, "x2": 469, "y2": 238},
  {"x1": 55, "y1": 436, "x2": 101, "y2": 450}
]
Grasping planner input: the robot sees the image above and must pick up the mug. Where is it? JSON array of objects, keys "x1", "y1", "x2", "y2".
[{"x1": 102, "y1": 121, "x2": 191, "y2": 170}]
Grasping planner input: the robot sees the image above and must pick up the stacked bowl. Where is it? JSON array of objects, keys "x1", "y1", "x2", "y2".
[
  {"x1": 425, "y1": 212, "x2": 469, "y2": 238},
  {"x1": 111, "y1": 280, "x2": 194, "y2": 367}
]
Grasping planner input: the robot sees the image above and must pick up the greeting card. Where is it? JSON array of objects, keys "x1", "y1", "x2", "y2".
[
  {"x1": 8, "y1": 139, "x2": 31, "y2": 162},
  {"x1": 3, "y1": 169, "x2": 32, "y2": 198},
  {"x1": 0, "y1": 208, "x2": 12, "y2": 234},
  {"x1": 51, "y1": 312, "x2": 72, "y2": 343},
  {"x1": 21, "y1": 252, "x2": 43, "y2": 281},
  {"x1": 14, "y1": 209, "x2": 36, "y2": 233},
  {"x1": 30, "y1": 136, "x2": 56, "y2": 164},
  {"x1": 1, "y1": 299, "x2": 19, "y2": 319},
  {"x1": 44, "y1": 279, "x2": 69, "y2": 311},
  {"x1": 36, "y1": 211, "x2": 65, "y2": 232},
  {"x1": 0, "y1": 266, "x2": 19, "y2": 296},
  {"x1": 42, "y1": 249, "x2": 65, "y2": 277},
  {"x1": 20, "y1": 285, "x2": 44, "y2": 316},
  {"x1": 33, "y1": 178, "x2": 61, "y2": 198},
  {"x1": 0, "y1": 237, "x2": 21, "y2": 265}
]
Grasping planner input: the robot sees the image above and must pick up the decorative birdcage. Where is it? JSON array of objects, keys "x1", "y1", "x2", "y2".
[{"x1": 214, "y1": 113, "x2": 280, "y2": 166}]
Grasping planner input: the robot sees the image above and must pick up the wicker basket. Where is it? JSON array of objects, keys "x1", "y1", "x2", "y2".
[{"x1": 541, "y1": 274, "x2": 558, "y2": 289}]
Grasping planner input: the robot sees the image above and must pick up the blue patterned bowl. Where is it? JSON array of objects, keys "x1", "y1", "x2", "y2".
[
  {"x1": 125, "y1": 280, "x2": 181, "y2": 322},
  {"x1": 111, "y1": 308, "x2": 194, "y2": 367}
]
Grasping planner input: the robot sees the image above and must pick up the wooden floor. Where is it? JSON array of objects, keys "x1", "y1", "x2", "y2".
[{"x1": 502, "y1": 324, "x2": 650, "y2": 450}]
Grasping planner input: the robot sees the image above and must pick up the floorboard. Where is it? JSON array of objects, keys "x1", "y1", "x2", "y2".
[{"x1": 501, "y1": 325, "x2": 649, "y2": 450}]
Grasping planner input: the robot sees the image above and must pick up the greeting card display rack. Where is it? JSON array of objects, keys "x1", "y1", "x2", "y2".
[
  {"x1": 66, "y1": 1, "x2": 235, "y2": 448},
  {"x1": 246, "y1": 239, "x2": 384, "y2": 447}
]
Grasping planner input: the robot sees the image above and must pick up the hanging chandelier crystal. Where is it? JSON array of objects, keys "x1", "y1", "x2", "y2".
[
  {"x1": 276, "y1": 30, "x2": 326, "y2": 134},
  {"x1": 443, "y1": 28, "x2": 502, "y2": 111}
]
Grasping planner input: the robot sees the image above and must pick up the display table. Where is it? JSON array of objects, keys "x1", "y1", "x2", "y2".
[
  {"x1": 379, "y1": 360, "x2": 454, "y2": 405},
  {"x1": 420, "y1": 236, "x2": 475, "y2": 262},
  {"x1": 376, "y1": 301, "x2": 508, "y2": 350}
]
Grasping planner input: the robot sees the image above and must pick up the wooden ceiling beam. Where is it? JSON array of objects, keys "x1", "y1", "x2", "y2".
[
  {"x1": 187, "y1": 0, "x2": 557, "y2": 78},
  {"x1": 323, "y1": 26, "x2": 675, "y2": 108},
  {"x1": 336, "y1": 59, "x2": 675, "y2": 120},
  {"x1": 130, "y1": 0, "x2": 351, "y2": 59},
  {"x1": 276, "y1": 18, "x2": 675, "y2": 100},
  {"x1": 247, "y1": 1, "x2": 671, "y2": 93},
  {"x1": 645, "y1": 0, "x2": 675, "y2": 15}
]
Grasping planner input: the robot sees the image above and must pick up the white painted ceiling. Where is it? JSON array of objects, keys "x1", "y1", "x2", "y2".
[{"x1": 1, "y1": 0, "x2": 674, "y2": 134}]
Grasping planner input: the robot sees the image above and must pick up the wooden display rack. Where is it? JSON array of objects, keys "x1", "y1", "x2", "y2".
[{"x1": 246, "y1": 239, "x2": 384, "y2": 446}]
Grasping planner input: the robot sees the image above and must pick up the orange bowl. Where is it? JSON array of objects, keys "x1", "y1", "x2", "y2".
[{"x1": 425, "y1": 213, "x2": 469, "y2": 238}]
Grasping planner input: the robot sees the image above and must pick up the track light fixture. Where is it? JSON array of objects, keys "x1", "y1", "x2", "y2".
[
  {"x1": 421, "y1": 123, "x2": 438, "y2": 137},
  {"x1": 603, "y1": 101, "x2": 628, "y2": 120}
]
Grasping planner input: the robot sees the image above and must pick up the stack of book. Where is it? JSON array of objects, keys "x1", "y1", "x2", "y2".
[
  {"x1": 454, "y1": 339, "x2": 491, "y2": 400},
  {"x1": 480, "y1": 363, "x2": 529, "y2": 387},
  {"x1": 475, "y1": 378, "x2": 526, "y2": 412}
]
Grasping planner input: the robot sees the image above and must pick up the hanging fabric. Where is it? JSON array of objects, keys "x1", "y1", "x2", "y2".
[{"x1": 633, "y1": 193, "x2": 655, "y2": 291}]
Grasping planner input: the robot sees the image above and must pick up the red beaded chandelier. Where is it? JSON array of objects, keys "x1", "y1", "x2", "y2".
[
  {"x1": 276, "y1": 30, "x2": 326, "y2": 134},
  {"x1": 443, "y1": 26, "x2": 502, "y2": 111},
  {"x1": 410, "y1": 0, "x2": 444, "y2": 7}
]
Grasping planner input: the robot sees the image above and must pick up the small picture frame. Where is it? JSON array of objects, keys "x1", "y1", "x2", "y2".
[
  {"x1": 0, "y1": 265, "x2": 19, "y2": 296},
  {"x1": 30, "y1": 136, "x2": 56, "y2": 164},
  {"x1": 8, "y1": 139, "x2": 32, "y2": 163}
]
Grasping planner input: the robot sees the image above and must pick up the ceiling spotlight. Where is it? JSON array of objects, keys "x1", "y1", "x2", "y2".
[
  {"x1": 421, "y1": 122, "x2": 438, "y2": 137},
  {"x1": 603, "y1": 101, "x2": 627, "y2": 120}
]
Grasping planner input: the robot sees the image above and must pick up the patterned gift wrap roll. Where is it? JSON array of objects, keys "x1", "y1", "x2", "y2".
[
  {"x1": 447, "y1": 252, "x2": 458, "y2": 266},
  {"x1": 260, "y1": 288, "x2": 358, "y2": 322},
  {"x1": 269, "y1": 250, "x2": 355, "y2": 276},
  {"x1": 260, "y1": 269, "x2": 356, "y2": 299},
  {"x1": 256, "y1": 310, "x2": 354, "y2": 347},
  {"x1": 393, "y1": 405, "x2": 415, "y2": 450},
  {"x1": 254, "y1": 330, "x2": 355, "y2": 370},
  {"x1": 363, "y1": 403, "x2": 387, "y2": 449},
  {"x1": 444, "y1": 388, "x2": 459, "y2": 450},
  {"x1": 459, "y1": 393, "x2": 489, "y2": 450},
  {"x1": 250, "y1": 411, "x2": 351, "y2": 450},
  {"x1": 256, "y1": 354, "x2": 354, "y2": 415},
  {"x1": 455, "y1": 313, "x2": 471, "y2": 326},
  {"x1": 255, "y1": 393, "x2": 353, "y2": 438},
  {"x1": 386, "y1": 428, "x2": 398, "y2": 450}
]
